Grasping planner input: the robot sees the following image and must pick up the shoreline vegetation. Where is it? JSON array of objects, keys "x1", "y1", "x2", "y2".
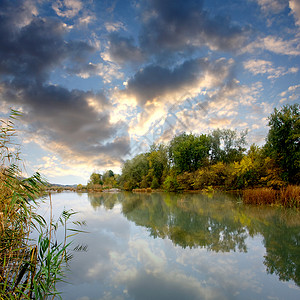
[
  {"x1": 81, "y1": 104, "x2": 299, "y2": 208},
  {"x1": 0, "y1": 111, "x2": 84, "y2": 299}
]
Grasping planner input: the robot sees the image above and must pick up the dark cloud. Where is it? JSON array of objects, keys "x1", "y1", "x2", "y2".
[
  {"x1": 107, "y1": 32, "x2": 144, "y2": 64},
  {"x1": 0, "y1": 2, "x2": 94, "y2": 83},
  {"x1": 105, "y1": 0, "x2": 248, "y2": 65},
  {"x1": 0, "y1": 0, "x2": 129, "y2": 165},
  {"x1": 1, "y1": 80, "x2": 129, "y2": 161},
  {"x1": 139, "y1": 0, "x2": 248, "y2": 54},
  {"x1": 125, "y1": 58, "x2": 233, "y2": 106}
]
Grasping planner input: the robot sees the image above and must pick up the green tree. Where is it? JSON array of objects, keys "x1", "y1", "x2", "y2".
[
  {"x1": 209, "y1": 129, "x2": 247, "y2": 164},
  {"x1": 169, "y1": 133, "x2": 210, "y2": 173},
  {"x1": 88, "y1": 172, "x2": 103, "y2": 186},
  {"x1": 265, "y1": 104, "x2": 300, "y2": 183},
  {"x1": 119, "y1": 153, "x2": 150, "y2": 190},
  {"x1": 147, "y1": 144, "x2": 169, "y2": 186}
]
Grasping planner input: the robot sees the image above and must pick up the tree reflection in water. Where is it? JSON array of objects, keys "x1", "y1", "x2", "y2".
[{"x1": 87, "y1": 191, "x2": 300, "y2": 287}]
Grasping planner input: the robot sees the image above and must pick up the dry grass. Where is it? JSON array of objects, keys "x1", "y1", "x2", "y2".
[
  {"x1": 279, "y1": 185, "x2": 300, "y2": 208},
  {"x1": 243, "y1": 188, "x2": 277, "y2": 205},
  {"x1": 243, "y1": 185, "x2": 300, "y2": 208},
  {"x1": 132, "y1": 188, "x2": 152, "y2": 193}
]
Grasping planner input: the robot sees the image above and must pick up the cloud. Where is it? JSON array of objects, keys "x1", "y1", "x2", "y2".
[
  {"x1": 138, "y1": 0, "x2": 248, "y2": 54},
  {"x1": 0, "y1": 5, "x2": 94, "y2": 83},
  {"x1": 0, "y1": 0, "x2": 38, "y2": 29},
  {"x1": 243, "y1": 59, "x2": 298, "y2": 79},
  {"x1": 117, "y1": 57, "x2": 235, "y2": 141},
  {"x1": 104, "y1": 0, "x2": 249, "y2": 65},
  {"x1": 124, "y1": 58, "x2": 234, "y2": 107},
  {"x1": 256, "y1": 0, "x2": 287, "y2": 14},
  {"x1": 105, "y1": 21, "x2": 126, "y2": 32},
  {"x1": 52, "y1": 0, "x2": 83, "y2": 18},
  {"x1": 1, "y1": 82, "x2": 129, "y2": 164},
  {"x1": 279, "y1": 84, "x2": 300, "y2": 103},
  {"x1": 104, "y1": 33, "x2": 145, "y2": 64},
  {"x1": 289, "y1": 0, "x2": 300, "y2": 26},
  {"x1": 67, "y1": 61, "x2": 123, "y2": 83},
  {"x1": 0, "y1": 1, "x2": 130, "y2": 170},
  {"x1": 244, "y1": 35, "x2": 300, "y2": 56}
]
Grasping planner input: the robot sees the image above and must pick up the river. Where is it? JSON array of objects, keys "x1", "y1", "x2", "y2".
[{"x1": 40, "y1": 191, "x2": 300, "y2": 300}]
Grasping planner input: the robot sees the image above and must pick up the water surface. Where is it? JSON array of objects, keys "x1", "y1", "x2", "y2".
[{"x1": 42, "y1": 192, "x2": 300, "y2": 300}]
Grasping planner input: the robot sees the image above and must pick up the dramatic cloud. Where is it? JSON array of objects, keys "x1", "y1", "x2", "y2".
[
  {"x1": 0, "y1": 15, "x2": 94, "y2": 83},
  {"x1": 1, "y1": 81, "x2": 129, "y2": 164},
  {"x1": 124, "y1": 58, "x2": 234, "y2": 107},
  {"x1": 138, "y1": 0, "x2": 248, "y2": 54},
  {"x1": 0, "y1": 0, "x2": 129, "y2": 169},
  {"x1": 0, "y1": 0, "x2": 299, "y2": 184},
  {"x1": 105, "y1": 33, "x2": 145, "y2": 64},
  {"x1": 104, "y1": 0, "x2": 249, "y2": 65}
]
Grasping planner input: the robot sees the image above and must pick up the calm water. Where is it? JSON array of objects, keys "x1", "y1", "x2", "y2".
[{"x1": 40, "y1": 192, "x2": 300, "y2": 300}]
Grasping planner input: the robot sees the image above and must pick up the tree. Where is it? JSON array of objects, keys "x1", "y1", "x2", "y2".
[
  {"x1": 88, "y1": 172, "x2": 103, "y2": 186},
  {"x1": 147, "y1": 144, "x2": 169, "y2": 186},
  {"x1": 209, "y1": 129, "x2": 247, "y2": 164},
  {"x1": 169, "y1": 133, "x2": 210, "y2": 173},
  {"x1": 119, "y1": 153, "x2": 150, "y2": 190},
  {"x1": 265, "y1": 104, "x2": 300, "y2": 183}
]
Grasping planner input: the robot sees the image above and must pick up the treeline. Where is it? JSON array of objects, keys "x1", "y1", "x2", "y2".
[
  {"x1": 118, "y1": 104, "x2": 299, "y2": 192},
  {"x1": 78, "y1": 169, "x2": 119, "y2": 191}
]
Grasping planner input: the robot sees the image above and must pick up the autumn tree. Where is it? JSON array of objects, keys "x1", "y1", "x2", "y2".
[{"x1": 88, "y1": 172, "x2": 103, "y2": 186}]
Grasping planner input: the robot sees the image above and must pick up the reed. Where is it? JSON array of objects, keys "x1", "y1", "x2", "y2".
[
  {"x1": 279, "y1": 185, "x2": 300, "y2": 208},
  {"x1": 132, "y1": 188, "x2": 152, "y2": 193},
  {"x1": 0, "y1": 110, "x2": 85, "y2": 299},
  {"x1": 243, "y1": 185, "x2": 300, "y2": 208},
  {"x1": 242, "y1": 188, "x2": 277, "y2": 205}
]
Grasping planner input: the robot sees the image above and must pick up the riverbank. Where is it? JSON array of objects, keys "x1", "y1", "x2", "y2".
[{"x1": 73, "y1": 184, "x2": 300, "y2": 208}]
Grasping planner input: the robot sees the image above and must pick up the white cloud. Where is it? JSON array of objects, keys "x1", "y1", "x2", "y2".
[
  {"x1": 76, "y1": 62, "x2": 124, "y2": 83},
  {"x1": 289, "y1": 0, "x2": 300, "y2": 26},
  {"x1": 256, "y1": 0, "x2": 287, "y2": 14},
  {"x1": 243, "y1": 36, "x2": 300, "y2": 56},
  {"x1": 243, "y1": 59, "x2": 298, "y2": 79},
  {"x1": 79, "y1": 14, "x2": 96, "y2": 26},
  {"x1": 52, "y1": 0, "x2": 82, "y2": 18},
  {"x1": 105, "y1": 22, "x2": 126, "y2": 32},
  {"x1": 279, "y1": 84, "x2": 300, "y2": 102}
]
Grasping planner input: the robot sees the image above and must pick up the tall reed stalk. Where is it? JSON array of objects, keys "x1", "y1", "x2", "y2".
[{"x1": 0, "y1": 110, "x2": 84, "y2": 299}]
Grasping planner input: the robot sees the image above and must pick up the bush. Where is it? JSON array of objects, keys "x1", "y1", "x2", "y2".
[
  {"x1": 163, "y1": 172, "x2": 179, "y2": 192},
  {"x1": 177, "y1": 172, "x2": 194, "y2": 190}
]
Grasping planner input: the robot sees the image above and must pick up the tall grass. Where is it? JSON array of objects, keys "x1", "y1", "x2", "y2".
[
  {"x1": 0, "y1": 110, "x2": 85, "y2": 299},
  {"x1": 279, "y1": 185, "x2": 300, "y2": 208},
  {"x1": 243, "y1": 185, "x2": 300, "y2": 208}
]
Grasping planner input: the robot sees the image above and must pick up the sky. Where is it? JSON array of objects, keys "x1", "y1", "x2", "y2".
[{"x1": 0, "y1": 0, "x2": 299, "y2": 185}]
